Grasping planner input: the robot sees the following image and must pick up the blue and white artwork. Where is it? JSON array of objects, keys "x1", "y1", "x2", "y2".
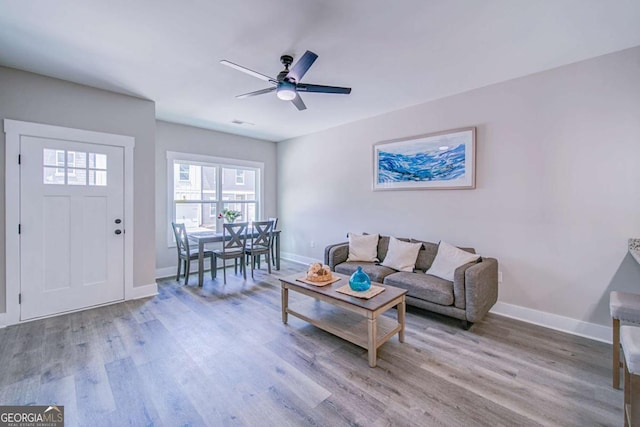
[{"x1": 373, "y1": 128, "x2": 475, "y2": 190}]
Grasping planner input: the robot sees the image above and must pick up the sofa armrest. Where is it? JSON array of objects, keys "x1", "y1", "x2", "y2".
[
  {"x1": 452, "y1": 261, "x2": 479, "y2": 310},
  {"x1": 324, "y1": 242, "x2": 349, "y2": 270},
  {"x1": 464, "y1": 257, "x2": 499, "y2": 323}
]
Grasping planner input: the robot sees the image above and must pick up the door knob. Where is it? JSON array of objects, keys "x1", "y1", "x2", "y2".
[{"x1": 115, "y1": 229, "x2": 122, "y2": 235}]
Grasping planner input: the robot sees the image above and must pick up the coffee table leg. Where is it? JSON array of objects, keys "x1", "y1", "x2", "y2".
[
  {"x1": 368, "y1": 316, "x2": 377, "y2": 368},
  {"x1": 398, "y1": 297, "x2": 406, "y2": 343},
  {"x1": 281, "y1": 284, "x2": 288, "y2": 324}
]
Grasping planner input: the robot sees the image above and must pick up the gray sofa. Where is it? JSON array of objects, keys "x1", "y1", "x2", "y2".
[{"x1": 324, "y1": 235, "x2": 498, "y2": 328}]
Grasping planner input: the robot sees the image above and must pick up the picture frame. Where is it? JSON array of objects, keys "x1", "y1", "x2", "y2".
[{"x1": 373, "y1": 126, "x2": 476, "y2": 190}]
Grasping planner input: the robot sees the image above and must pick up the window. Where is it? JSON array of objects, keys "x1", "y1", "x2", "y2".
[
  {"x1": 179, "y1": 164, "x2": 190, "y2": 181},
  {"x1": 168, "y1": 152, "x2": 263, "y2": 238},
  {"x1": 43, "y1": 149, "x2": 107, "y2": 186},
  {"x1": 56, "y1": 150, "x2": 65, "y2": 174},
  {"x1": 209, "y1": 198, "x2": 216, "y2": 217}
]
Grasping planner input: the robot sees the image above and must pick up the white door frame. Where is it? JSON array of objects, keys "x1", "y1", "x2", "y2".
[{"x1": 4, "y1": 119, "x2": 135, "y2": 326}]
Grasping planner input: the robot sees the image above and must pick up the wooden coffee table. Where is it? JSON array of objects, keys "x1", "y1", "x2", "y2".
[{"x1": 279, "y1": 272, "x2": 407, "y2": 367}]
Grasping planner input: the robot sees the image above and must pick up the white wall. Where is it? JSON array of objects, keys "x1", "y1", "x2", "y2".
[
  {"x1": 0, "y1": 66, "x2": 157, "y2": 314},
  {"x1": 155, "y1": 120, "x2": 277, "y2": 273},
  {"x1": 277, "y1": 46, "x2": 640, "y2": 329}
]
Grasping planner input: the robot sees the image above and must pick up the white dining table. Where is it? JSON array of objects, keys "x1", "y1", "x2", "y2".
[{"x1": 188, "y1": 229, "x2": 281, "y2": 286}]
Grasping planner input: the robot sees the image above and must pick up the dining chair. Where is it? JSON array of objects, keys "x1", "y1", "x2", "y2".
[
  {"x1": 171, "y1": 222, "x2": 215, "y2": 286},
  {"x1": 245, "y1": 220, "x2": 273, "y2": 278},
  {"x1": 213, "y1": 222, "x2": 249, "y2": 284},
  {"x1": 268, "y1": 217, "x2": 278, "y2": 267},
  {"x1": 247, "y1": 217, "x2": 278, "y2": 268}
]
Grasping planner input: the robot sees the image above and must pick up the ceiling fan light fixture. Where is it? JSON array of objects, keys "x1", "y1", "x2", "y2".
[{"x1": 276, "y1": 82, "x2": 297, "y2": 101}]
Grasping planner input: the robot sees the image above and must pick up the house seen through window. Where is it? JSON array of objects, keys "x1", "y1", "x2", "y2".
[{"x1": 170, "y1": 156, "x2": 260, "y2": 235}]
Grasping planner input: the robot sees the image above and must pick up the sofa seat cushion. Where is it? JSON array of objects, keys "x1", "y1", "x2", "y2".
[
  {"x1": 383, "y1": 272, "x2": 454, "y2": 306},
  {"x1": 334, "y1": 262, "x2": 397, "y2": 283}
]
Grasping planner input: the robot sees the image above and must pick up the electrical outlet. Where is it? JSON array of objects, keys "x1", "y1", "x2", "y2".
[
  {"x1": 310, "y1": 240, "x2": 316, "y2": 248},
  {"x1": 498, "y1": 271, "x2": 503, "y2": 283}
]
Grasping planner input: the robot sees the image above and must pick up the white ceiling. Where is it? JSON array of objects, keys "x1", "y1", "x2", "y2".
[{"x1": 1, "y1": 1, "x2": 639, "y2": 142}]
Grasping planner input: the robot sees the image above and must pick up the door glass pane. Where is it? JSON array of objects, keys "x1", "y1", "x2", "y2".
[
  {"x1": 89, "y1": 153, "x2": 107, "y2": 169},
  {"x1": 56, "y1": 151, "x2": 65, "y2": 173},
  {"x1": 43, "y1": 167, "x2": 65, "y2": 185},
  {"x1": 43, "y1": 149, "x2": 58, "y2": 166},
  {"x1": 67, "y1": 151, "x2": 86, "y2": 169},
  {"x1": 89, "y1": 170, "x2": 107, "y2": 186},
  {"x1": 67, "y1": 168, "x2": 87, "y2": 185}
]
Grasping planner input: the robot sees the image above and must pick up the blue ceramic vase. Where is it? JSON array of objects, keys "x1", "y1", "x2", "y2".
[{"x1": 349, "y1": 266, "x2": 371, "y2": 292}]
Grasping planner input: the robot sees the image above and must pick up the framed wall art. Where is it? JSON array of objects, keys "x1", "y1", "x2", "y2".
[{"x1": 373, "y1": 127, "x2": 476, "y2": 190}]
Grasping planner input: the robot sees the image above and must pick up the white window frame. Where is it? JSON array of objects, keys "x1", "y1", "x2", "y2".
[{"x1": 166, "y1": 151, "x2": 264, "y2": 247}]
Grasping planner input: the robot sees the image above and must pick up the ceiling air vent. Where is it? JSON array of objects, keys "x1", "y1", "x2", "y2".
[{"x1": 231, "y1": 119, "x2": 255, "y2": 126}]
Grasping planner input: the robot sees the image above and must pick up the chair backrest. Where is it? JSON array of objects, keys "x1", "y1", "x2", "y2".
[
  {"x1": 250, "y1": 220, "x2": 273, "y2": 250},
  {"x1": 222, "y1": 222, "x2": 248, "y2": 253},
  {"x1": 268, "y1": 217, "x2": 278, "y2": 231},
  {"x1": 171, "y1": 222, "x2": 189, "y2": 255}
]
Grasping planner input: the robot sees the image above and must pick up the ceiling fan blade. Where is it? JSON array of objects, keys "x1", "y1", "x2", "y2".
[
  {"x1": 296, "y1": 83, "x2": 351, "y2": 94},
  {"x1": 236, "y1": 87, "x2": 276, "y2": 99},
  {"x1": 291, "y1": 94, "x2": 307, "y2": 111},
  {"x1": 220, "y1": 60, "x2": 276, "y2": 84},
  {"x1": 286, "y1": 50, "x2": 318, "y2": 83}
]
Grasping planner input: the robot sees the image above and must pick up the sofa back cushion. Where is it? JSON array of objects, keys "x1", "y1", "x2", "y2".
[
  {"x1": 380, "y1": 237, "x2": 422, "y2": 272},
  {"x1": 346, "y1": 233, "x2": 379, "y2": 262},
  {"x1": 412, "y1": 239, "x2": 476, "y2": 272},
  {"x1": 426, "y1": 241, "x2": 480, "y2": 281},
  {"x1": 377, "y1": 235, "x2": 410, "y2": 262},
  {"x1": 413, "y1": 240, "x2": 439, "y2": 271},
  {"x1": 377, "y1": 235, "x2": 390, "y2": 261}
]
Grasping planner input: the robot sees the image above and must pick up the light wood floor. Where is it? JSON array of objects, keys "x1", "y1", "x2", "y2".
[{"x1": 0, "y1": 261, "x2": 621, "y2": 426}]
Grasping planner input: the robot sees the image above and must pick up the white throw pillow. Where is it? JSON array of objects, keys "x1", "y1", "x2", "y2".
[
  {"x1": 426, "y1": 241, "x2": 480, "y2": 281},
  {"x1": 347, "y1": 233, "x2": 379, "y2": 262},
  {"x1": 380, "y1": 237, "x2": 422, "y2": 272}
]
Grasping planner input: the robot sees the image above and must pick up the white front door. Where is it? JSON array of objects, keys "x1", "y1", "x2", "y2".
[{"x1": 20, "y1": 136, "x2": 125, "y2": 320}]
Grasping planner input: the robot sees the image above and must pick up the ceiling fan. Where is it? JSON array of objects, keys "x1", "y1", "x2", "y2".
[{"x1": 220, "y1": 50, "x2": 351, "y2": 111}]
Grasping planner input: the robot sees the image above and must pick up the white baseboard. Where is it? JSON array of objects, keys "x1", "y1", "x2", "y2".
[
  {"x1": 128, "y1": 282, "x2": 158, "y2": 300},
  {"x1": 156, "y1": 266, "x2": 178, "y2": 280},
  {"x1": 490, "y1": 301, "x2": 611, "y2": 344},
  {"x1": 281, "y1": 252, "x2": 322, "y2": 266},
  {"x1": 0, "y1": 312, "x2": 6, "y2": 329},
  {"x1": 156, "y1": 260, "x2": 214, "y2": 280}
]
